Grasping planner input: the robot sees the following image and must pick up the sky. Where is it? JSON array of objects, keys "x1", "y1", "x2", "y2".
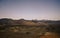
[{"x1": 0, "y1": 0, "x2": 60, "y2": 20}]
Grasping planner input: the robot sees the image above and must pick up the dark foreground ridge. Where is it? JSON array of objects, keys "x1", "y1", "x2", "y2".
[{"x1": 0, "y1": 18, "x2": 60, "y2": 38}]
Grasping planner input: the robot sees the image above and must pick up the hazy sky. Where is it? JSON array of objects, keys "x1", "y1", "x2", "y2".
[{"x1": 0, "y1": 0, "x2": 60, "y2": 20}]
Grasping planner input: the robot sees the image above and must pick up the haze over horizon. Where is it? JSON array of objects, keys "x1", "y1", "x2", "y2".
[{"x1": 0, "y1": 0, "x2": 60, "y2": 20}]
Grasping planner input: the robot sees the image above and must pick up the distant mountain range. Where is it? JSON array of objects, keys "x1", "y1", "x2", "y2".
[{"x1": 0, "y1": 18, "x2": 60, "y2": 26}]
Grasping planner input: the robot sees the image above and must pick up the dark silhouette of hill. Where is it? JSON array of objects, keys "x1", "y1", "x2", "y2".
[
  {"x1": 0, "y1": 18, "x2": 60, "y2": 30},
  {"x1": 0, "y1": 18, "x2": 60, "y2": 38}
]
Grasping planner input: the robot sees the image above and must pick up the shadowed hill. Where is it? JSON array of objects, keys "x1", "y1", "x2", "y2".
[{"x1": 0, "y1": 18, "x2": 60, "y2": 38}]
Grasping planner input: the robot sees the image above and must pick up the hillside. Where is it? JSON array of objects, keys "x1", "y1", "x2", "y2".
[{"x1": 0, "y1": 18, "x2": 60, "y2": 38}]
